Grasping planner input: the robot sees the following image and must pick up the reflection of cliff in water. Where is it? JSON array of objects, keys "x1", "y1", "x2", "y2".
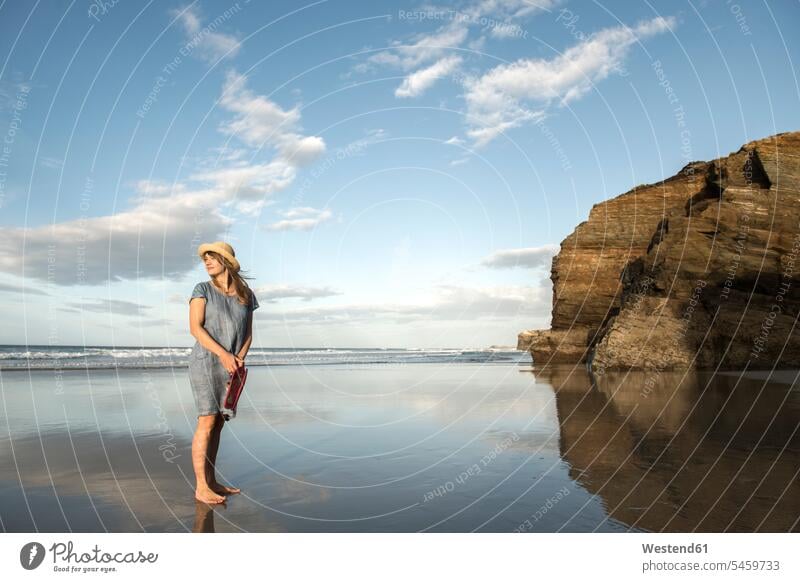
[{"x1": 533, "y1": 365, "x2": 800, "y2": 532}]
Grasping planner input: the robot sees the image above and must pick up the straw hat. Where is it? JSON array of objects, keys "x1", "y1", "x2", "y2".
[{"x1": 197, "y1": 241, "x2": 240, "y2": 273}]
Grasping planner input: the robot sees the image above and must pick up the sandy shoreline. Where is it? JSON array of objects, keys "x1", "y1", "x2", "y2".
[{"x1": 1, "y1": 363, "x2": 798, "y2": 532}]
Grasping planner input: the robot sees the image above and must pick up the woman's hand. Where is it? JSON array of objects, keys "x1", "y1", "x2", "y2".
[{"x1": 219, "y1": 351, "x2": 244, "y2": 374}]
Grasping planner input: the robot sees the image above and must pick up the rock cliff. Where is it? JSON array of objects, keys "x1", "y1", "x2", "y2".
[{"x1": 518, "y1": 130, "x2": 800, "y2": 371}]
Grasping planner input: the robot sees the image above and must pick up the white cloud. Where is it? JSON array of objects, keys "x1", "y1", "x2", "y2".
[
  {"x1": 466, "y1": 0, "x2": 557, "y2": 20},
  {"x1": 255, "y1": 284, "x2": 343, "y2": 303},
  {"x1": 204, "y1": 145, "x2": 249, "y2": 164},
  {"x1": 479, "y1": 245, "x2": 560, "y2": 269},
  {"x1": 395, "y1": 55, "x2": 463, "y2": 98},
  {"x1": 64, "y1": 298, "x2": 153, "y2": 316},
  {"x1": 364, "y1": 0, "x2": 557, "y2": 77},
  {"x1": 461, "y1": 0, "x2": 559, "y2": 37},
  {"x1": 218, "y1": 70, "x2": 326, "y2": 164},
  {"x1": 233, "y1": 198, "x2": 277, "y2": 217},
  {"x1": 39, "y1": 156, "x2": 64, "y2": 170},
  {"x1": 357, "y1": 0, "x2": 563, "y2": 142},
  {"x1": 168, "y1": 292, "x2": 185, "y2": 304},
  {"x1": 467, "y1": 35, "x2": 487, "y2": 51},
  {"x1": 191, "y1": 159, "x2": 297, "y2": 201},
  {"x1": 0, "y1": 71, "x2": 324, "y2": 285},
  {"x1": 369, "y1": 20, "x2": 469, "y2": 71},
  {"x1": 462, "y1": 16, "x2": 676, "y2": 146},
  {"x1": 130, "y1": 179, "x2": 188, "y2": 202},
  {"x1": 0, "y1": 187, "x2": 231, "y2": 285},
  {"x1": 254, "y1": 283, "x2": 551, "y2": 323},
  {"x1": 465, "y1": 109, "x2": 545, "y2": 148},
  {"x1": 171, "y1": 3, "x2": 242, "y2": 63},
  {"x1": 490, "y1": 22, "x2": 525, "y2": 39},
  {"x1": 0, "y1": 281, "x2": 49, "y2": 296},
  {"x1": 263, "y1": 207, "x2": 333, "y2": 231}
]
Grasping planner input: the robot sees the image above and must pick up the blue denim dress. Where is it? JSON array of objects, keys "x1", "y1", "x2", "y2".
[{"x1": 188, "y1": 281, "x2": 259, "y2": 419}]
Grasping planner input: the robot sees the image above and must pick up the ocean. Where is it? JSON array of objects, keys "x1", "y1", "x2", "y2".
[{"x1": 0, "y1": 344, "x2": 530, "y2": 370}]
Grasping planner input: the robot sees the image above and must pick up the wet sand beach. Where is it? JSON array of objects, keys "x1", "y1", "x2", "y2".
[{"x1": 1, "y1": 363, "x2": 798, "y2": 532}]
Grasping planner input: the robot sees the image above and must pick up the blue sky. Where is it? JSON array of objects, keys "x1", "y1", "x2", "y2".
[{"x1": 0, "y1": 0, "x2": 798, "y2": 348}]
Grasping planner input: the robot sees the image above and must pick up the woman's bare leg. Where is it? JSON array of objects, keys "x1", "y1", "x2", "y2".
[
  {"x1": 192, "y1": 414, "x2": 225, "y2": 504},
  {"x1": 206, "y1": 416, "x2": 221, "y2": 483},
  {"x1": 207, "y1": 413, "x2": 241, "y2": 495}
]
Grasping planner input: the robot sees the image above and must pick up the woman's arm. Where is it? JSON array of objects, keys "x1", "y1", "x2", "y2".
[
  {"x1": 189, "y1": 298, "x2": 227, "y2": 357},
  {"x1": 237, "y1": 309, "x2": 254, "y2": 360}
]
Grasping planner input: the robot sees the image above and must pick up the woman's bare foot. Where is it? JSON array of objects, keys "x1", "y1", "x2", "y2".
[
  {"x1": 195, "y1": 486, "x2": 226, "y2": 504},
  {"x1": 209, "y1": 481, "x2": 241, "y2": 495}
]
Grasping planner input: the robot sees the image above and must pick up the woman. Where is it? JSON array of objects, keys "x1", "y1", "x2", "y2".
[{"x1": 188, "y1": 241, "x2": 259, "y2": 504}]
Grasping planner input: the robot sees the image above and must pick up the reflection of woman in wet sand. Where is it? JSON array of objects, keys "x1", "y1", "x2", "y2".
[
  {"x1": 187, "y1": 242, "x2": 259, "y2": 504},
  {"x1": 193, "y1": 500, "x2": 216, "y2": 532}
]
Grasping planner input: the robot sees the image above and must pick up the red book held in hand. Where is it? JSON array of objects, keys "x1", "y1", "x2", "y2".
[{"x1": 222, "y1": 366, "x2": 248, "y2": 421}]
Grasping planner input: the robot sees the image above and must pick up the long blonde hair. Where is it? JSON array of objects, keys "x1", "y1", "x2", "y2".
[{"x1": 203, "y1": 251, "x2": 255, "y2": 307}]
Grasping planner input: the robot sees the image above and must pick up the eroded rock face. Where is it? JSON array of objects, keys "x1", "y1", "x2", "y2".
[{"x1": 518, "y1": 131, "x2": 800, "y2": 371}]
